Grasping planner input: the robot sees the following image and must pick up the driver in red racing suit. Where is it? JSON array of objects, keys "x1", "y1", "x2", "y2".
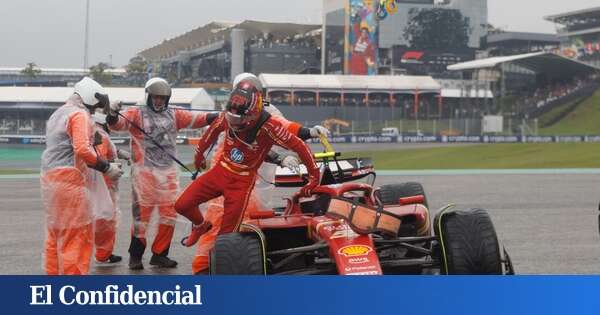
[{"x1": 174, "y1": 80, "x2": 320, "y2": 246}]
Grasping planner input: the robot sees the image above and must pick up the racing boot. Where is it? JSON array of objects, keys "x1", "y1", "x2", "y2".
[
  {"x1": 181, "y1": 221, "x2": 212, "y2": 247},
  {"x1": 149, "y1": 252, "x2": 178, "y2": 268},
  {"x1": 128, "y1": 236, "x2": 146, "y2": 270},
  {"x1": 128, "y1": 255, "x2": 144, "y2": 270},
  {"x1": 97, "y1": 254, "x2": 123, "y2": 264}
]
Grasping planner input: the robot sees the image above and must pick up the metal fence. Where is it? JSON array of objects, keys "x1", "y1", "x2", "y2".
[
  {"x1": 298, "y1": 118, "x2": 540, "y2": 137},
  {"x1": 0, "y1": 118, "x2": 543, "y2": 137}
]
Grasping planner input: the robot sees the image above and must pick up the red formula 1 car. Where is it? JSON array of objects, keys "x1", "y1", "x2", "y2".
[{"x1": 208, "y1": 143, "x2": 514, "y2": 275}]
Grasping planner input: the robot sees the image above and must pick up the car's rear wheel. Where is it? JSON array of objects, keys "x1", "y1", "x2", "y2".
[
  {"x1": 378, "y1": 182, "x2": 429, "y2": 208},
  {"x1": 434, "y1": 208, "x2": 503, "y2": 275},
  {"x1": 209, "y1": 232, "x2": 265, "y2": 275},
  {"x1": 379, "y1": 182, "x2": 430, "y2": 258}
]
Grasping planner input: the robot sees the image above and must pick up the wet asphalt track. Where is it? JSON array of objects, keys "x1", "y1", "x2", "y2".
[{"x1": 1, "y1": 172, "x2": 600, "y2": 275}]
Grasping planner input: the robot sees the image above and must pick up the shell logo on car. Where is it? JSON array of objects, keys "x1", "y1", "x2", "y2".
[{"x1": 338, "y1": 245, "x2": 373, "y2": 257}]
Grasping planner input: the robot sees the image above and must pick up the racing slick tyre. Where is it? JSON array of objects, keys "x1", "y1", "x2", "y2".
[
  {"x1": 434, "y1": 208, "x2": 503, "y2": 275},
  {"x1": 209, "y1": 232, "x2": 266, "y2": 275},
  {"x1": 378, "y1": 182, "x2": 429, "y2": 208},
  {"x1": 379, "y1": 182, "x2": 431, "y2": 259}
]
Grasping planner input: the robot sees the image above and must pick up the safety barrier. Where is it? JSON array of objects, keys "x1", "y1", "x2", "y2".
[{"x1": 4, "y1": 134, "x2": 600, "y2": 145}]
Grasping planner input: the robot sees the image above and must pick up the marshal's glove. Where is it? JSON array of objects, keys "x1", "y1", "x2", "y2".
[
  {"x1": 105, "y1": 162, "x2": 124, "y2": 182},
  {"x1": 280, "y1": 155, "x2": 301, "y2": 174},
  {"x1": 106, "y1": 100, "x2": 122, "y2": 116},
  {"x1": 309, "y1": 125, "x2": 331, "y2": 138}
]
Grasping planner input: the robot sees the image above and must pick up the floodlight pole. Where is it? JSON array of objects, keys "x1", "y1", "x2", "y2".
[{"x1": 83, "y1": 0, "x2": 90, "y2": 70}]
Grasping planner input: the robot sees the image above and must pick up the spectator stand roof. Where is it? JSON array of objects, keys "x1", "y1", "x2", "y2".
[
  {"x1": 544, "y1": 7, "x2": 600, "y2": 25},
  {"x1": 139, "y1": 20, "x2": 321, "y2": 61},
  {"x1": 544, "y1": 7, "x2": 600, "y2": 38},
  {"x1": 447, "y1": 52, "x2": 600, "y2": 80},
  {"x1": 486, "y1": 32, "x2": 560, "y2": 46},
  {"x1": 0, "y1": 87, "x2": 215, "y2": 110},
  {"x1": 258, "y1": 74, "x2": 442, "y2": 94}
]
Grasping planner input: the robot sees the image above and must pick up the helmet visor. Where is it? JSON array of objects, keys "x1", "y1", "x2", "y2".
[
  {"x1": 94, "y1": 92, "x2": 109, "y2": 109},
  {"x1": 150, "y1": 95, "x2": 167, "y2": 111},
  {"x1": 226, "y1": 88, "x2": 253, "y2": 115}
]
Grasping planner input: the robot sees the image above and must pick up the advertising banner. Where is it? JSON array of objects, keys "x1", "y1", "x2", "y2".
[{"x1": 346, "y1": 0, "x2": 379, "y2": 75}]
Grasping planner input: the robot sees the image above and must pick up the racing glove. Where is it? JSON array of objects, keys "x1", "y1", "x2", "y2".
[
  {"x1": 193, "y1": 148, "x2": 207, "y2": 171},
  {"x1": 309, "y1": 125, "x2": 331, "y2": 138},
  {"x1": 106, "y1": 100, "x2": 122, "y2": 116},
  {"x1": 299, "y1": 176, "x2": 319, "y2": 198},
  {"x1": 105, "y1": 162, "x2": 124, "y2": 181}
]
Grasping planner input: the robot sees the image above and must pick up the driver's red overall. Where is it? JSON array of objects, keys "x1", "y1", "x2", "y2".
[
  {"x1": 174, "y1": 112, "x2": 320, "y2": 243},
  {"x1": 190, "y1": 116, "x2": 303, "y2": 274}
]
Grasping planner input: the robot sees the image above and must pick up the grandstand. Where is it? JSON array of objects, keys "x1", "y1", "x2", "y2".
[
  {"x1": 138, "y1": 20, "x2": 321, "y2": 85},
  {"x1": 486, "y1": 32, "x2": 560, "y2": 56},
  {"x1": 448, "y1": 51, "x2": 600, "y2": 120},
  {"x1": 545, "y1": 6, "x2": 600, "y2": 68}
]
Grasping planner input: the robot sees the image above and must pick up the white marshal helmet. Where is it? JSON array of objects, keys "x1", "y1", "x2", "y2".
[
  {"x1": 74, "y1": 77, "x2": 109, "y2": 108},
  {"x1": 145, "y1": 77, "x2": 172, "y2": 110}
]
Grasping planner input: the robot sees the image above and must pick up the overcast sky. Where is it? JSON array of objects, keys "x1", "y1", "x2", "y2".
[{"x1": 1, "y1": 0, "x2": 598, "y2": 68}]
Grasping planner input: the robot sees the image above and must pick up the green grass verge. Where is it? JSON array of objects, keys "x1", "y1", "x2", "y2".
[
  {"x1": 3, "y1": 143, "x2": 600, "y2": 172},
  {"x1": 537, "y1": 100, "x2": 577, "y2": 128},
  {"x1": 539, "y1": 89, "x2": 600, "y2": 135},
  {"x1": 343, "y1": 143, "x2": 600, "y2": 169},
  {"x1": 0, "y1": 147, "x2": 44, "y2": 161}
]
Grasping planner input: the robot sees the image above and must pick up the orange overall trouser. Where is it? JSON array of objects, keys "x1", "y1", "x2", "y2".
[
  {"x1": 42, "y1": 168, "x2": 93, "y2": 275},
  {"x1": 94, "y1": 187, "x2": 118, "y2": 262},
  {"x1": 129, "y1": 168, "x2": 179, "y2": 258}
]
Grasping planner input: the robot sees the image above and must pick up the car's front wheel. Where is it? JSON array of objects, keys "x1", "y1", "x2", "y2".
[
  {"x1": 434, "y1": 208, "x2": 504, "y2": 275},
  {"x1": 209, "y1": 232, "x2": 265, "y2": 275}
]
